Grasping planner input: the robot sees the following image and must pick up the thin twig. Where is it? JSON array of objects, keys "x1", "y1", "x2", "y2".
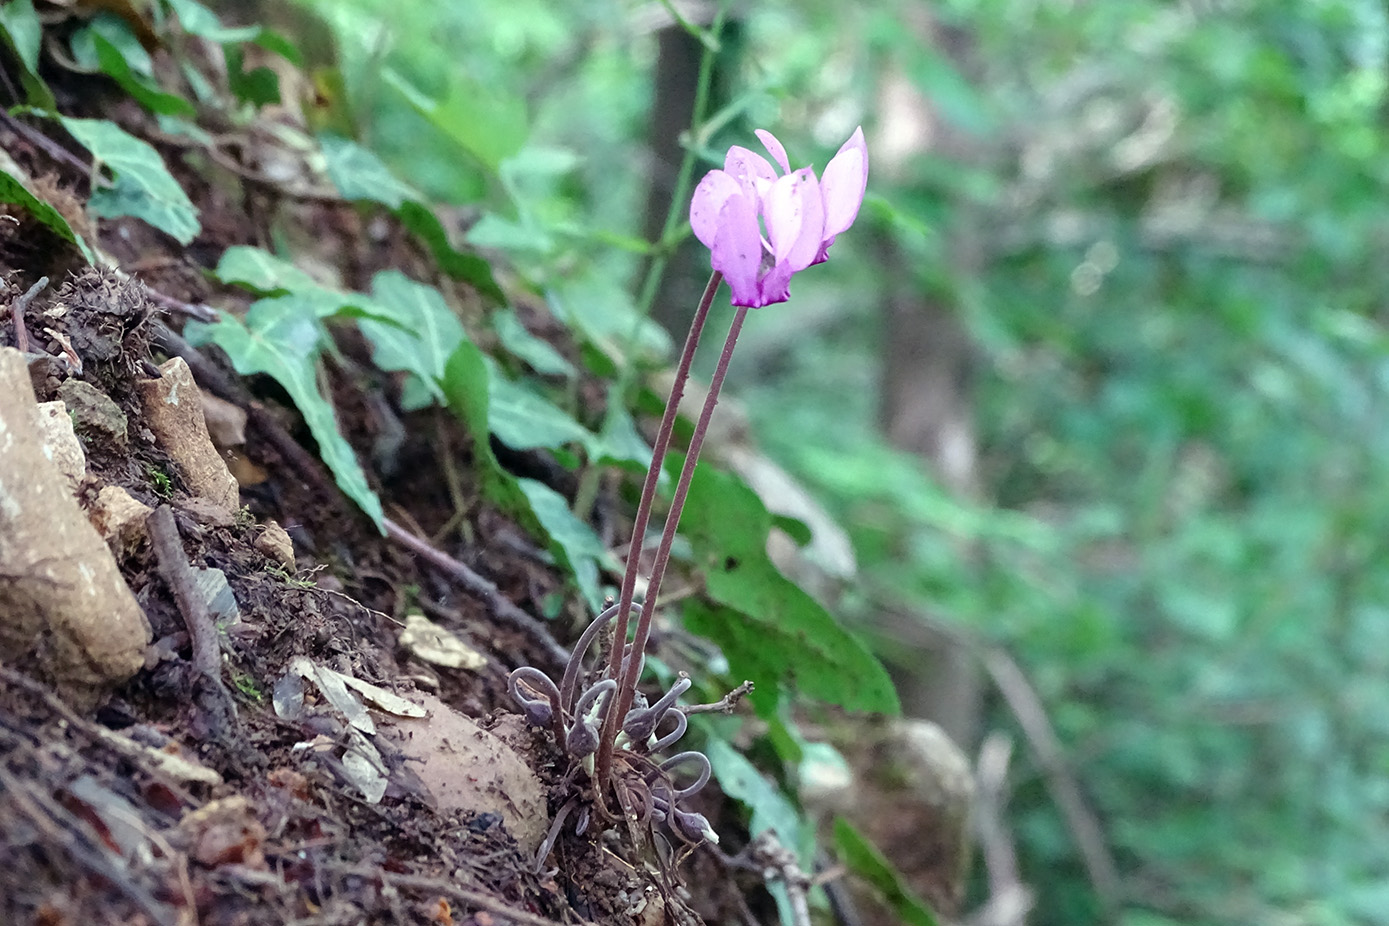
[
  {"x1": 968, "y1": 732, "x2": 1033, "y2": 926},
  {"x1": 8, "y1": 275, "x2": 48, "y2": 353},
  {"x1": 0, "y1": 110, "x2": 92, "y2": 176},
  {"x1": 325, "y1": 863, "x2": 582, "y2": 926},
  {"x1": 0, "y1": 664, "x2": 220, "y2": 789},
  {"x1": 981, "y1": 647, "x2": 1121, "y2": 919},
  {"x1": 148, "y1": 506, "x2": 223, "y2": 683},
  {"x1": 681, "y1": 680, "x2": 753, "y2": 716},
  {"x1": 141, "y1": 283, "x2": 219, "y2": 323},
  {"x1": 384, "y1": 518, "x2": 568, "y2": 666}
]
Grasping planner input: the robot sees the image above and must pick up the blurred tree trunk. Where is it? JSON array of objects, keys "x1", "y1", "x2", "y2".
[
  {"x1": 642, "y1": 24, "x2": 707, "y2": 338},
  {"x1": 875, "y1": 17, "x2": 986, "y2": 753}
]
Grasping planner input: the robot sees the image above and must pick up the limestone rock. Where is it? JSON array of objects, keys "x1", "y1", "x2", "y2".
[
  {"x1": 89, "y1": 485, "x2": 153, "y2": 551},
  {"x1": 58, "y1": 378, "x2": 128, "y2": 445},
  {"x1": 0, "y1": 347, "x2": 151, "y2": 704},
  {"x1": 254, "y1": 519, "x2": 295, "y2": 571},
  {"x1": 137, "y1": 357, "x2": 239, "y2": 511},
  {"x1": 32, "y1": 400, "x2": 86, "y2": 490}
]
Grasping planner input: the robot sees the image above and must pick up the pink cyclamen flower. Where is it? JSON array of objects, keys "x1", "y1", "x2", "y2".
[{"x1": 690, "y1": 127, "x2": 868, "y2": 308}]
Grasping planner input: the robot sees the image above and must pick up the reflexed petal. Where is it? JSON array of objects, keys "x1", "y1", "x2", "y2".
[
  {"x1": 765, "y1": 168, "x2": 824, "y2": 273},
  {"x1": 757, "y1": 258, "x2": 795, "y2": 307},
  {"x1": 723, "y1": 146, "x2": 778, "y2": 199},
  {"x1": 709, "y1": 192, "x2": 763, "y2": 306},
  {"x1": 690, "y1": 170, "x2": 743, "y2": 249},
  {"x1": 755, "y1": 129, "x2": 791, "y2": 175},
  {"x1": 820, "y1": 126, "x2": 869, "y2": 238}
]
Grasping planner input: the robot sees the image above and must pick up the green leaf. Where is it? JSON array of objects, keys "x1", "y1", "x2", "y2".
[
  {"x1": 547, "y1": 274, "x2": 671, "y2": 366},
  {"x1": 215, "y1": 245, "x2": 321, "y2": 293},
  {"x1": 383, "y1": 68, "x2": 527, "y2": 172},
  {"x1": 60, "y1": 117, "x2": 200, "y2": 244},
  {"x1": 227, "y1": 46, "x2": 280, "y2": 106},
  {"x1": 397, "y1": 201, "x2": 505, "y2": 303},
  {"x1": 77, "y1": 23, "x2": 194, "y2": 117},
  {"x1": 165, "y1": 0, "x2": 260, "y2": 43},
  {"x1": 516, "y1": 477, "x2": 613, "y2": 613},
  {"x1": 0, "y1": 0, "x2": 54, "y2": 108},
  {"x1": 833, "y1": 818, "x2": 939, "y2": 926},
  {"x1": 359, "y1": 271, "x2": 467, "y2": 404},
  {"x1": 706, "y1": 738, "x2": 811, "y2": 863},
  {"x1": 594, "y1": 384, "x2": 654, "y2": 472},
  {"x1": 679, "y1": 460, "x2": 898, "y2": 715},
  {"x1": 185, "y1": 299, "x2": 383, "y2": 530},
  {"x1": 319, "y1": 134, "x2": 421, "y2": 209},
  {"x1": 440, "y1": 341, "x2": 528, "y2": 514},
  {"x1": 485, "y1": 365, "x2": 593, "y2": 454},
  {"x1": 0, "y1": 168, "x2": 94, "y2": 262},
  {"x1": 214, "y1": 246, "x2": 399, "y2": 323},
  {"x1": 492, "y1": 308, "x2": 574, "y2": 377}
]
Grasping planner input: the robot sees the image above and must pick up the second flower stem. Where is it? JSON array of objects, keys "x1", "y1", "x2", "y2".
[{"x1": 597, "y1": 297, "x2": 751, "y2": 791}]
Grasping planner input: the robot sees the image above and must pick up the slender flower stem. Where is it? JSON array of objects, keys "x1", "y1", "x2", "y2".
[
  {"x1": 605, "y1": 271, "x2": 722, "y2": 685},
  {"x1": 596, "y1": 299, "x2": 751, "y2": 791}
]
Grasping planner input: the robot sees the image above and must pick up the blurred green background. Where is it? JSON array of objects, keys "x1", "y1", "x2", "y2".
[{"x1": 268, "y1": 0, "x2": 1389, "y2": 922}]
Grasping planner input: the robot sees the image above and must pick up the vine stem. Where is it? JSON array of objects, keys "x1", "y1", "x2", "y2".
[{"x1": 596, "y1": 295, "x2": 750, "y2": 794}]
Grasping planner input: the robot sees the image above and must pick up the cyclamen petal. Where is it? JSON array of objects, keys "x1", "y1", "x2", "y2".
[
  {"x1": 723, "y1": 146, "x2": 778, "y2": 199},
  {"x1": 709, "y1": 191, "x2": 764, "y2": 306},
  {"x1": 690, "y1": 170, "x2": 744, "y2": 249},
  {"x1": 820, "y1": 126, "x2": 869, "y2": 240},
  {"x1": 755, "y1": 129, "x2": 791, "y2": 175},
  {"x1": 765, "y1": 168, "x2": 825, "y2": 273}
]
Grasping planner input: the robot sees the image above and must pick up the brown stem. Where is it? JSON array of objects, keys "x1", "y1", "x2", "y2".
[
  {"x1": 596, "y1": 301, "x2": 749, "y2": 791},
  {"x1": 603, "y1": 271, "x2": 722, "y2": 684}
]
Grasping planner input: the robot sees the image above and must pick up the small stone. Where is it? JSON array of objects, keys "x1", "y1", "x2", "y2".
[
  {"x1": 254, "y1": 519, "x2": 296, "y2": 571},
  {"x1": 32, "y1": 400, "x2": 86, "y2": 490},
  {"x1": 88, "y1": 485, "x2": 153, "y2": 551},
  {"x1": 58, "y1": 378, "x2": 128, "y2": 445},
  {"x1": 137, "y1": 357, "x2": 239, "y2": 511},
  {"x1": 201, "y1": 393, "x2": 247, "y2": 448}
]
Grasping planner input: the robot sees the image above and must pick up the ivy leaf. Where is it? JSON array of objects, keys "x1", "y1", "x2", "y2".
[
  {"x1": 359, "y1": 271, "x2": 466, "y2": 405},
  {"x1": 215, "y1": 246, "x2": 400, "y2": 324},
  {"x1": 517, "y1": 478, "x2": 613, "y2": 614},
  {"x1": 0, "y1": 0, "x2": 55, "y2": 109},
  {"x1": 707, "y1": 738, "x2": 810, "y2": 859},
  {"x1": 0, "y1": 168, "x2": 94, "y2": 262},
  {"x1": 185, "y1": 298, "x2": 384, "y2": 531},
  {"x1": 485, "y1": 365, "x2": 593, "y2": 455},
  {"x1": 440, "y1": 341, "x2": 530, "y2": 516},
  {"x1": 491, "y1": 308, "x2": 574, "y2": 378},
  {"x1": 215, "y1": 245, "x2": 322, "y2": 293},
  {"x1": 397, "y1": 201, "x2": 505, "y2": 304},
  {"x1": 678, "y1": 459, "x2": 898, "y2": 716},
  {"x1": 319, "y1": 134, "x2": 422, "y2": 209},
  {"x1": 594, "y1": 384, "x2": 655, "y2": 472},
  {"x1": 314, "y1": 133, "x2": 504, "y2": 303},
  {"x1": 60, "y1": 117, "x2": 200, "y2": 244},
  {"x1": 76, "y1": 24, "x2": 194, "y2": 116},
  {"x1": 833, "y1": 818, "x2": 940, "y2": 926}
]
